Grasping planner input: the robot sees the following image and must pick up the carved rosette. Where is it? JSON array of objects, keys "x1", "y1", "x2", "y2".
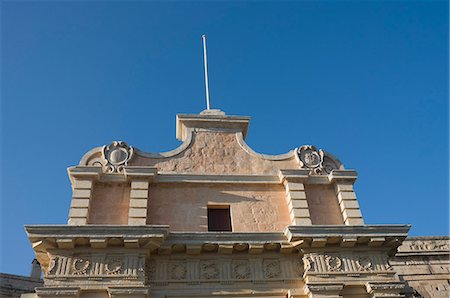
[
  {"x1": 263, "y1": 259, "x2": 281, "y2": 279},
  {"x1": 102, "y1": 141, "x2": 134, "y2": 173},
  {"x1": 325, "y1": 255, "x2": 342, "y2": 272},
  {"x1": 296, "y1": 145, "x2": 341, "y2": 175},
  {"x1": 201, "y1": 261, "x2": 219, "y2": 280},
  {"x1": 169, "y1": 263, "x2": 187, "y2": 280},
  {"x1": 72, "y1": 258, "x2": 90, "y2": 275},
  {"x1": 232, "y1": 260, "x2": 251, "y2": 279},
  {"x1": 105, "y1": 258, "x2": 123, "y2": 275}
]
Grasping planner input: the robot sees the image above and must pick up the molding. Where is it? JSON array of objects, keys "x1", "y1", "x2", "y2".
[
  {"x1": 135, "y1": 128, "x2": 193, "y2": 159},
  {"x1": 155, "y1": 173, "x2": 280, "y2": 184},
  {"x1": 35, "y1": 287, "x2": 80, "y2": 297},
  {"x1": 236, "y1": 132, "x2": 296, "y2": 161},
  {"x1": 285, "y1": 225, "x2": 411, "y2": 250},
  {"x1": 328, "y1": 170, "x2": 358, "y2": 182},
  {"x1": 108, "y1": 287, "x2": 149, "y2": 298},
  {"x1": 176, "y1": 113, "x2": 251, "y2": 141}
]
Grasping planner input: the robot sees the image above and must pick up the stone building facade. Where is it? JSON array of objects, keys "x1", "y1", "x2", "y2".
[{"x1": 22, "y1": 110, "x2": 449, "y2": 298}]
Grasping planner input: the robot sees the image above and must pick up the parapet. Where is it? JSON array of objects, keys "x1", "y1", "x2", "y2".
[{"x1": 67, "y1": 110, "x2": 364, "y2": 229}]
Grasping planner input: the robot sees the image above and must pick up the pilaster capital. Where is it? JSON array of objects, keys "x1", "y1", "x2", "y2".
[
  {"x1": 124, "y1": 166, "x2": 157, "y2": 181},
  {"x1": 35, "y1": 287, "x2": 80, "y2": 298},
  {"x1": 306, "y1": 283, "x2": 344, "y2": 298},
  {"x1": 328, "y1": 170, "x2": 358, "y2": 183},
  {"x1": 279, "y1": 169, "x2": 310, "y2": 183},
  {"x1": 366, "y1": 282, "x2": 405, "y2": 298},
  {"x1": 108, "y1": 287, "x2": 150, "y2": 298}
]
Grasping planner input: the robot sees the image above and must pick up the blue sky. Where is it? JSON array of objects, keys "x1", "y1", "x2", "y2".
[{"x1": 1, "y1": 1, "x2": 448, "y2": 276}]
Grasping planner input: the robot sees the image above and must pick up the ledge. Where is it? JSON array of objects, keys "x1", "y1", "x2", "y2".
[{"x1": 285, "y1": 225, "x2": 411, "y2": 250}]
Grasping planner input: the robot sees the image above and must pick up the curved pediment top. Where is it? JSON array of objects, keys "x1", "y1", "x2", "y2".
[{"x1": 78, "y1": 111, "x2": 345, "y2": 175}]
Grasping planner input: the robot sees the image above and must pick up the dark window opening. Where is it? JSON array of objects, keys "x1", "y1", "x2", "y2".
[{"x1": 207, "y1": 207, "x2": 232, "y2": 231}]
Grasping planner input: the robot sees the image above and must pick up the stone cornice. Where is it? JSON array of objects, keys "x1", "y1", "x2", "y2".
[
  {"x1": 155, "y1": 173, "x2": 280, "y2": 184},
  {"x1": 286, "y1": 225, "x2": 411, "y2": 251},
  {"x1": 67, "y1": 167, "x2": 360, "y2": 185}
]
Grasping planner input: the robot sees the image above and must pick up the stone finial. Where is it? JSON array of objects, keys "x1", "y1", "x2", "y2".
[
  {"x1": 296, "y1": 145, "x2": 342, "y2": 175},
  {"x1": 30, "y1": 258, "x2": 42, "y2": 280}
]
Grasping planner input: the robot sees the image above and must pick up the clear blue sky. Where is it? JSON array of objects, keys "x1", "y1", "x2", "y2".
[{"x1": 1, "y1": 1, "x2": 448, "y2": 276}]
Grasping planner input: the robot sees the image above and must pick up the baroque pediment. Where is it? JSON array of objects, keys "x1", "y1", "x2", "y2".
[{"x1": 79, "y1": 110, "x2": 343, "y2": 176}]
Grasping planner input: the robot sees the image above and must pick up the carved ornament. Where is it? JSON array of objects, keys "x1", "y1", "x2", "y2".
[
  {"x1": 102, "y1": 141, "x2": 134, "y2": 173},
  {"x1": 263, "y1": 259, "x2": 281, "y2": 278},
  {"x1": 325, "y1": 255, "x2": 342, "y2": 272},
  {"x1": 72, "y1": 258, "x2": 90, "y2": 275},
  {"x1": 232, "y1": 260, "x2": 251, "y2": 279},
  {"x1": 169, "y1": 262, "x2": 187, "y2": 280},
  {"x1": 296, "y1": 145, "x2": 341, "y2": 175},
  {"x1": 201, "y1": 261, "x2": 219, "y2": 280},
  {"x1": 105, "y1": 258, "x2": 123, "y2": 275}
]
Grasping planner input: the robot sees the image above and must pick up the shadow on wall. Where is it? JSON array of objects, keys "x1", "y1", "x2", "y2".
[{"x1": 147, "y1": 183, "x2": 291, "y2": 232}]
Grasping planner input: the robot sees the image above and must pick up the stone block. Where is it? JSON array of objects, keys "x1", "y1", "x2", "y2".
[
  {"x1": 339, "y1": 200, "x2": 360, "y2": 211},
  {"x1": 289, "y1": 191, "x2": 307, "y2": 200},
  {"x1": 286, "y1": 182, "x2": 304, "y2": 191},
  {"x1": 68, "y1": 207, "x2": 88, "y2": 217},
  {"x1": 129, "y1": 198, "x2": 148, "y2": 208},
  {"x1": 70, "y1": 198, "x2": 90, "y2": 208},
  {"x1": 72, "y1": 189, "x2": 91, "y2": 198},
  {"x1": 337, "y1": 191, "x2": 357, "y2": 202},
  {"x1": 292, "y1": 200, "x2": 308, "y2": 208},
  {"x1": 293, "y1": 208, "x2": 310, "y2": 218},
  {"x1": 334, "y1": 183, "x2": 354, "y2": 193},
  {"x1": 68, "y1": 217, "x2": 87, "y2": 225},
  {"x1": 342, "y1": 208, "x2": 363, "y2": 219},
  {"x1": 128, "y1": 208, "x2": 147, "y2": 218},
  {"x1": 293, "y1": 218, "x2": 312, "y2": 225},
  {"x1": 130, "y1": 189, "x2": 148, "y2": 199},
  {"x1": 131, "y1": 180, "x2": 149, "y2": 190},
  {"x1": 72, "y1": 179, "x2": 92, "y2": 189},
  {"x1": 345, "y1": 217, "x2": 364, "y2": 225},
  {"x1": 128, "y1": 218, "x2": 146, "y2": 225}
]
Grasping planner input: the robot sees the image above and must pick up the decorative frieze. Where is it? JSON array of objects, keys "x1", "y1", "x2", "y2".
[
  {"x1": 398, "y1": 238, "x2": 450, "y2": 253},
  {"x1": 303, "y1": 253, "x2": 393, "y2": 275},
  {"x1": 149, "y1": 255, "x2": 300, "y2": 285},
  {"x1": 44, "y1": 254, "x2": 146, "y2": 285}
]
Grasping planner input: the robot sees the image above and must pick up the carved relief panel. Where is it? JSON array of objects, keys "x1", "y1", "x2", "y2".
[
  {"x1": 303, "y1": 252, "x2": 394, "y2": 278},
  {"x1": 44, "y1": 253, "x2": 146, "y2": 286},
  {"x1": 149, "y1": 254, "x2": 302, "y2": 287}
]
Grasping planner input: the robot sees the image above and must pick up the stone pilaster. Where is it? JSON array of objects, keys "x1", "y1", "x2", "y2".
[
  {"x1": 124, "y1": 166, "x2": 157, "y2": 226},
  {"x1": 128, "y1": 179, "x2": 149, "y2": 225},
  {"x1": 306, "y1": 283, "x2": 343, "y2": 298},
  {"x1": 280, "y1": 170, "x2": 312, "y2": 225},
  {"x1": 366, "y1": 282, "x2": 405, "y2": 298},
  {"x1": 330, "y1": 170, "x2": 364, "y2": 225},
  {"x1": 68, "y1": 179, "x2": 92, "y2": 225},
  {"x1": 67, "y1": 167, "x2": 102, "y2": 225}
]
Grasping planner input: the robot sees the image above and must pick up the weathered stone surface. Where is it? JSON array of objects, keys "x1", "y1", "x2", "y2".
[{"x1": 134, "y1": 131, "x2": 299, "y2": 175}]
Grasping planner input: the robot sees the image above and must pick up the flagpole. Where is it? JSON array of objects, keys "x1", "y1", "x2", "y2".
[{"x1": 202, "y1": 34, "x2": 211, "y2": 110}]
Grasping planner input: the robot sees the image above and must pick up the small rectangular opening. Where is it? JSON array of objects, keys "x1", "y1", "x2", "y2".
[{"x1": 207, "y1": 206, "x2": 232, "y2": 232}]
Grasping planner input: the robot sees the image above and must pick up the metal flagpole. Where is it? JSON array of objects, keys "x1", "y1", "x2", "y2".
[{"x1": 202, "y1": 34, "x2": 211, "y2": 110}]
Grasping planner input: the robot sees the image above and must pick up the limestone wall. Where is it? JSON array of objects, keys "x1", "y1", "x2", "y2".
[{"x1": 147, "y1": 183, "x2": 290, "y2": 232}]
